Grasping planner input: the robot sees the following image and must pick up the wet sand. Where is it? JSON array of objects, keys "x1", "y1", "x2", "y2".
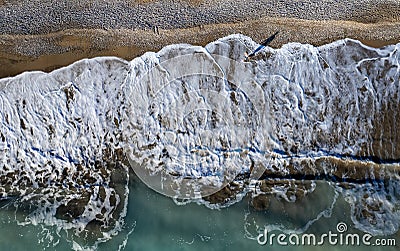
[
  {"x1": 1, "y1": 17, "x2": 399, "y2": 78},
  {"x1": 1, "y1": 0, "x2": 400, "y2": 78}
]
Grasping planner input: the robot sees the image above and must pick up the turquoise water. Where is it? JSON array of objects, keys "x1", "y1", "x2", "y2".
[{"x1": 0, "y1": 172, "x2": 398, "y2": 250}]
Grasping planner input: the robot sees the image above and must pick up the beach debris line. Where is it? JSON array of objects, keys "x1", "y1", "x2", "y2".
[{"x1": 246, "y1": 31, "x2": 279, "y2": 59}]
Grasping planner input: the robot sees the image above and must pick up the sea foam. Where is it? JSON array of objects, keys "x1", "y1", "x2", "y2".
[{"x1": 0, "y1": 34, "x2": 399, "y2": 248}]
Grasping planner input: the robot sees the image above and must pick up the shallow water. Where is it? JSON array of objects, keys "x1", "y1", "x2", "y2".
[
  {"x1": 0, "y1": 175, "x2": 398, "y2": 250},
  {"x1": 124, "y1": 178, "x2": 399, "y2": 251}
]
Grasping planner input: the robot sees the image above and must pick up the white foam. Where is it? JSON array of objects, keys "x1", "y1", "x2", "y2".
[{"x1": 0, "y1": 34, "x2": 399, "y2": 247}]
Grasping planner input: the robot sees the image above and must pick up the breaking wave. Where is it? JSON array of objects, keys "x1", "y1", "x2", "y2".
[{"x1": 0, "y1": 34, "x2": 399, "y2": 249}]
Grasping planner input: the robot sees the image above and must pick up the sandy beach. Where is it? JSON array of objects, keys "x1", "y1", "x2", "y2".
[{"x1": 1, "y1": 0, "x2": 400, "y2": 77}]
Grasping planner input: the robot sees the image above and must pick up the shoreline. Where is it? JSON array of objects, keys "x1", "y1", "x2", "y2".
[{"x1": 1, "y1": 17, "x2": 399, "y2": 78}]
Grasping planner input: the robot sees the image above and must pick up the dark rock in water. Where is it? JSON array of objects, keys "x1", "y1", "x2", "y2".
[{"x1": 56, "y1": 196, "x2": 90, "y2": 221}]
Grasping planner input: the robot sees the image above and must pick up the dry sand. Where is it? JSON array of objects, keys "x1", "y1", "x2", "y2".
[{"x1": 1, "y1": 0, "x2": 400, "y2": 78}]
